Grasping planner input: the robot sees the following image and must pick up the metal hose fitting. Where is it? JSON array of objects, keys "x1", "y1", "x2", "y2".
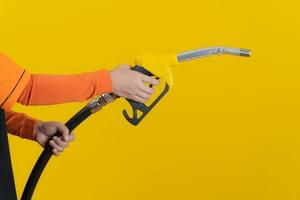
[{"x1": 87, "y1": 93, "x2": 118, "y2": 113}]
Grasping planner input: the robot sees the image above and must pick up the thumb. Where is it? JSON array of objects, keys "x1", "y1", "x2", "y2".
[
  {"x1": 55, "y1": 123, "x2": 70, "y2": 142},
  {"x1": 118, "y1": 64, "x2": 131, "y2": 69}
]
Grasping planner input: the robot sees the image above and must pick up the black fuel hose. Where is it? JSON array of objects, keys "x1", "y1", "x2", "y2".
[{"x1": 21, "y1": 106, "x2": 92, "y2": 200}]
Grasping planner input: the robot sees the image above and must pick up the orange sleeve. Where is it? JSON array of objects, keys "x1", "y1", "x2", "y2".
[
  {"x1": 17, "y1": 70, "x2": 112, "y2": 106},
  {"x1": 5, "y1": 111, "x2": 37, "y2": 140},
  {"x1": 0, "y1": 52, "x2": 31, "y2": 111}
]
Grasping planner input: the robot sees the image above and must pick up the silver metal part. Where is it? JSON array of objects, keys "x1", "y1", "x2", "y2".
[
  {"x1": 177, "y1": 46, "x2": 251, "y2": 62},
  {"x1": 87, "y1": 93, "x2": 118, "y2": 113}
]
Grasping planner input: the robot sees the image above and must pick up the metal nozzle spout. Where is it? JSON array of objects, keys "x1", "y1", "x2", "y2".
[{"x1": 176, "y1": 46, "x2": 251, "y2": 62}]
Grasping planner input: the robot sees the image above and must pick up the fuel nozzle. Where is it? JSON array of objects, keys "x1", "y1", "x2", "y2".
[
  {"x1": 88, "y1": 46, "x2": 252, "y2": 125},
  {"x1": 123, "y1": 46, "x2": 251, "y2": 125}
]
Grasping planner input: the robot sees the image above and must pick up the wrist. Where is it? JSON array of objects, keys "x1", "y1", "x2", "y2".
[{"x1": 32, "y1": 120, "x2": 43, "y2": 141}]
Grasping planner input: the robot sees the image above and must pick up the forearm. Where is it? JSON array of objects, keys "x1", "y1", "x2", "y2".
[
  {"x1": 18, "y1": 70, "x2": 112, "y2": 106},
  {"x1": 5, "y1": 111, "x2": 37, "y2": 140}
]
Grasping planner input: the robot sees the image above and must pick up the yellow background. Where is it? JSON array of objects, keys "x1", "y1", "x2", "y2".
[{"x1": 1, "y1": 0, "x2": 300, "y2": 199}]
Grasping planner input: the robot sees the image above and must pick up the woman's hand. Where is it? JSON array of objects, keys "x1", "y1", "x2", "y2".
[
  {"x1": 34, "y1": 121, "x2": 75, "y2": 156},
  {"x1": 110, "y1": 64, "x2": 159, "y2": 103}
]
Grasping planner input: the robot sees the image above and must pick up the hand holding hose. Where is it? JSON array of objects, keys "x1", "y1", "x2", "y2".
[{"x1": 34, "y1": 121, "x2": 75, "y2": 156}]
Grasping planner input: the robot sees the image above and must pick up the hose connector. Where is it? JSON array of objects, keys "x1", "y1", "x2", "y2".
[{"x1": 87, "y1": 93, "x2": 117, "y2": 113}]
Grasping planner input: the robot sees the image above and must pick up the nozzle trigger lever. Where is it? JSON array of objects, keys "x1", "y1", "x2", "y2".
[{"x1": 123, "y1": 65, "x2": 169, "y2": 125}]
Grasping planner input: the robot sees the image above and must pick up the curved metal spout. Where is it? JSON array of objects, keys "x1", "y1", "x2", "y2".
[{"x1": 177, "y1": 46, "x2": 251, "y2": 62}]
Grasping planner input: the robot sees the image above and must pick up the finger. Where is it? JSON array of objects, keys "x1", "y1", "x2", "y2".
[
  {"x1": 53, "y1": 136, "x2": 68, "y2": 148},
  {"x1": 56, "y1": 123, "x2": 70, "y2": 142},
  {"x1": 136, "y1": 91, "x2": 150, "y2": 101},
  {"x1": 140, "y1": 75, "x2": 159, "y2": 86},
  {"x1": 49, "y1": 140, "x2": 64, "y2": 152},
  {"x1": 52, "y1": 149, "x2": 61, "y2": 156},
  {"x1": 138, "y1": 84, "x2": 155, "y2": 95},
  {"x1": 68, "y1": 132, "x2": 75, "y2": 142},
  {"x1": 131, "y1": 95, "x2": 146, "y2": 104}
]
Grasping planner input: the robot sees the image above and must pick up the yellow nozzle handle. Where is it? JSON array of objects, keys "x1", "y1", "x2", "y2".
[{"x1": 135, "y1": 53, "x2": 178, "y2": 87}]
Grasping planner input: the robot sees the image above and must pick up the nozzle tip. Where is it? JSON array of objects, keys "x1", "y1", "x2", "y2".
[{"x1": 240, "y1": 48, "x2": 251, "y2": 57}]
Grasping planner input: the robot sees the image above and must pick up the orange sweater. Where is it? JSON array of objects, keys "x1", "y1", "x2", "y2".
[{"x1": 0, "y1": 52, "x2": 112, "y2": 140}]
